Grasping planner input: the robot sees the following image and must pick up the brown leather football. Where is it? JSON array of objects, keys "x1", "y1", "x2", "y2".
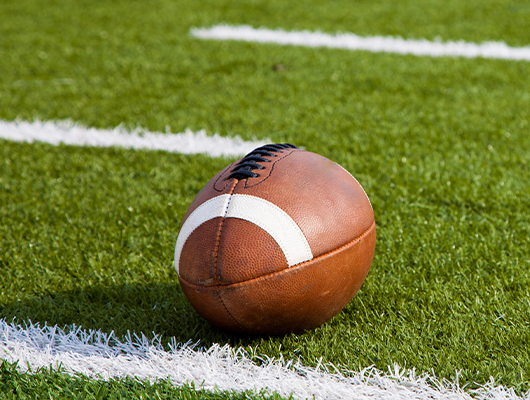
[{"x1": 175, "y1": 144, "x2": 376, "y2": 335}]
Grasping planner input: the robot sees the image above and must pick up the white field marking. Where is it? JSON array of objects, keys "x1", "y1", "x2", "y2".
[
  {"x1": 0, "y1": 320, "x2": 525, "y2": 400},
  {"x1": 0, "y1": 119, "x2": 268, "y2": 157},
  {"x1": 191, "y1": 25, "x2": 530, "y2": 61},
  {"x1": 174, "y1": 194, "x2": 312, "y2": 273}
]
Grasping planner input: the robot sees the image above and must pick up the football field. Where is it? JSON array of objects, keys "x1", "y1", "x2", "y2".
[{"x1": 1, "y1": 0, "x2": 530, "y2": 398}]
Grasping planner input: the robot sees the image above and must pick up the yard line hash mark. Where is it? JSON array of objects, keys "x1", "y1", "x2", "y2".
[
  {"x1": 191, "y1": 25, "x2": 530, "y2": 61},
  {"x1": 0, "y1": 320, "x2": 522, "y2": 400},
  {"x1": 0, "y1": 119, "x2": 268, "y2": 157}
]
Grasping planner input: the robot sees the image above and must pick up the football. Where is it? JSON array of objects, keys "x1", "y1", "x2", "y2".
[{"x1": 174, "y1": 144, "x2": 376, "y2": 335}]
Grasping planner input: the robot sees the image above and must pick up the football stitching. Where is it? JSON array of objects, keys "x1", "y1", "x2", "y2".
[
  {"x1": 179, "y1": 220, "x2": 376, "y2": 290},
  {"x1": 242, "y1": 149, "x2": 301, "y2": 188}
]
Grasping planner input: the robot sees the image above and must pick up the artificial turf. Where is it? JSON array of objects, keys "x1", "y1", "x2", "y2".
[
  {"x1": 1, "y1": 0, "x2": 530, "y2": 396},
  {"x1": 0, "y1": 361, "x2": 290, "y2": 400}
]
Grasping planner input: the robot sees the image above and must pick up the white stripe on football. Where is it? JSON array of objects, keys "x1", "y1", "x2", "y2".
[{"x1": 174, "y1": 193, "x2": 313, "y2": 273}]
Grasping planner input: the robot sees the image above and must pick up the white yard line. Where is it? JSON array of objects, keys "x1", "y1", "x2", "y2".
[
  {"x1": 0, "y1": 320, "x2": 523, "y2": 400},
  {"x1": 0, "y1": 119, "x2": 267, "y2": 157},
  {"x1": 191, "y1": 25, "x2": 530, "y2": 61}
]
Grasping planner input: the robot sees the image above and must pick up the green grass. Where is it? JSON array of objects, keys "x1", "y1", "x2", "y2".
[
  {"x1": 1, "y1": 0, "x2": 530, "y2": 397},
  {"x1": 0, "y1": 361, "x2": 290, "y2": 400}
]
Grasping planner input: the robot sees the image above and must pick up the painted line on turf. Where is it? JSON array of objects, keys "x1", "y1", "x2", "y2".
[
  {"x1": 0, "y1": 320, "x2": 523, "y2": 400},
  {"x1": 191, "y1": 25, "x2": 530, "y2": 61},
  {"x1": 0, "y1": 119, "x2": 268, "y2": 157}
]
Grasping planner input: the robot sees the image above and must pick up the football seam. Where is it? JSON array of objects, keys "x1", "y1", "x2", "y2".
[
  {"x1": 215, "y1": 289, "x2": 247, "y2": 332},
  {"x1": 211, "y1": 181, "x2": 247, "y2": 331},
  {"x1": 179, "y1": 220, "x2": 376, "y2": 290},
  {"x1": 212, "y1": 182, "x2": 238, "y2": 280},
  {"x1": 337, "y1": 164, "x2": 374, "y2": 212}
]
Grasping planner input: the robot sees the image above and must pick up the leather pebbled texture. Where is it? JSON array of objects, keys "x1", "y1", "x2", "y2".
[{"x1": 176, "y1": 146, "x2": 376, "y2": 335}]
